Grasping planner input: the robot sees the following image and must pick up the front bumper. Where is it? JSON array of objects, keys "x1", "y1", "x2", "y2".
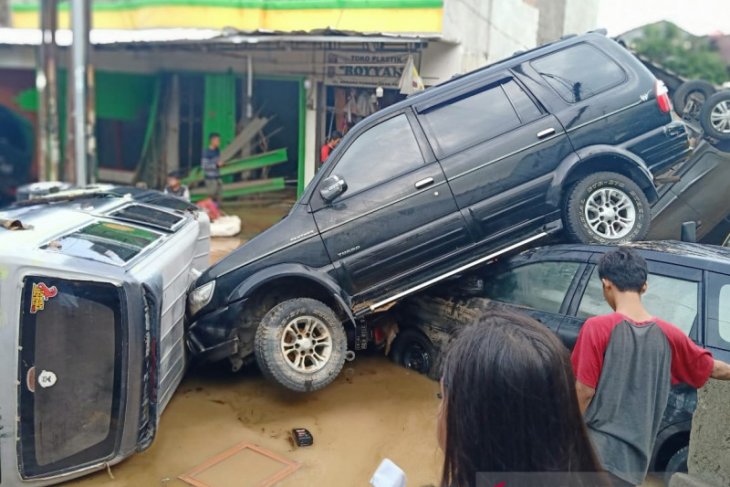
[{"x1": 187, "y1": 298, "x2": 247, "y2": 363}]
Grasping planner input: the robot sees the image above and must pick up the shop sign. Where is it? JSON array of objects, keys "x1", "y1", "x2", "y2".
[{"x1": 325, "y1": 52, "x2": 412, "y2": 88}]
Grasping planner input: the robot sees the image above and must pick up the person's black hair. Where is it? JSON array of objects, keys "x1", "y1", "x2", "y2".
[
  {"x1": 440, "y1": 312, "x2": 605, "y2": 487},
  {"x1": 330, "y1": 130, "x2": 343, "y2": 140},
  {"x1": 167, "y1": 170, "x2": 183, "y2": 179},
  {"x1": 597, "y1": 247, "x2": 648, "y2": 293},
  {"x1": 208, "y1": 132, "x2": 221, "y2": 141}
]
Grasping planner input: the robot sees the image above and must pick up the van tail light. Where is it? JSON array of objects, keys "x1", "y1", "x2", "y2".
[{"x1": 655, "y1": 80, "x2": 672, "y2": 113}]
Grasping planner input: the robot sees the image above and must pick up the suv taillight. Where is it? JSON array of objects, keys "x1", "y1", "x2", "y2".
[{"x1": 655, "y1": 80, "x2": 671, "y2": 113}]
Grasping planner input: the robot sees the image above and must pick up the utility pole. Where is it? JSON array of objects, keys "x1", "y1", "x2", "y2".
[
  {"x1": 37, "y1": 0, "x2": 60, "y2": 181},
  {"x1": 0, "y1": 0, "x2": 11, "y2": 27},
  {"x1": 69, "y1": 0, "x2": 92, "y2": 185}
]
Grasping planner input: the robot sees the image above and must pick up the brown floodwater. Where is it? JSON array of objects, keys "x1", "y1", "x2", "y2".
[{"x1": 70, "y1": 357, "x2": 443, "y2": 487}]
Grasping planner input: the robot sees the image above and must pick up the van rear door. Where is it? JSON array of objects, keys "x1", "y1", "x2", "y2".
[{"x1": 17, "y1": 276, "x2": 124, "y2": 479}]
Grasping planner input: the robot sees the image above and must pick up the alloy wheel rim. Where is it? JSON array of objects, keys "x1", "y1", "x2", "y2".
[
  {"x1": 710, "y1": 100, "x2": 730, "y2": 134},
  {"x1": 280, "y1": 316, "x2": 332, "y2": 373},
  {"x1": 584, "y1": 187, "x2": 637, "y2": 240}
]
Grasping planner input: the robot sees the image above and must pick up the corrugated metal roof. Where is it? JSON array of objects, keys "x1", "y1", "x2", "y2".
[{"x1": 0, "y1": 27, "x2": 442, "y2": 47}]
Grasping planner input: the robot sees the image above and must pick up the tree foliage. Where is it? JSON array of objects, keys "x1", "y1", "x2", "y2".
[{"x1": 631, "y1": 23, "x2": 728, "y2": 85}]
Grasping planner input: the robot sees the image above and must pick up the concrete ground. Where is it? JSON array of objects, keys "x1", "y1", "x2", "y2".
[{"x1": 69, "y1": 197, "x2": 661, "y2": 486}]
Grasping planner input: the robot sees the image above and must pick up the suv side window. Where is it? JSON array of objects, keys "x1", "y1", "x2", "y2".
[
  {"x1": 420, "y1": 81, "x2": 525, "y2": 158},
  {"x1": 329, "y1": 114, "x2": 424, "y2": 196},
  {"x1": 577, "y1": 266, "x2": 699, "y2": 336},
  {"x1": 531, "y1": 43, "x2": 626, "y2": 103},
  {"x1": 483, "y1": 261, "x2": 581, "y2": 313}
]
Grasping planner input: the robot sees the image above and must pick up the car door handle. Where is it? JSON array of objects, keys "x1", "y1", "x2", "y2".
[
  {"x1": 415, "y1": 177, "x2": 435, "y2": 189},
  {"x1": 537, "y1": 128, "x2": 556, "y2": 139}
]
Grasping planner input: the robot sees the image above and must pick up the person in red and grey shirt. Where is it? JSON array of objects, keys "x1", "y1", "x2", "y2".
[{"x1": 572, "y1": 248, "x2": 730, "y2": 487}]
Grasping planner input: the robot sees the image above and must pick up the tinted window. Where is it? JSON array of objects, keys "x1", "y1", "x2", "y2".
[
  {"x1": 330, "y1": 114, "x2": 423, "y2": 196},
  {"x1": 531, "y1": 43, "x2": 626, "y2": 103},
  {"x1": 483, "y1": 261, "x2": 581, "y2": 313},
  {"x1": 43, "y1": 222, "x2": 160, "y2": 265},
  {"x1": 719, "y1": 285, "x2": 730, "y2": 343},
  {"x1": 110, "y1": 204, "x2": 182, "y2": 231},
  {"x1": 578, "y1": 266, "x2": 698, "y2": 336},
  {"x1": 502, "y1": 80, "x2": 542, "y2": 123},
  {"x1": 420, "y1": 83, "x2": 520, "y2": 158},
  {"x1": 19, "y1": 277, "x2": 122, "y2": 477}
]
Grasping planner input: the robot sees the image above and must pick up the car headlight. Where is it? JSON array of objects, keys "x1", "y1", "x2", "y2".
[{"x1": 188, "y1": 280, "x2": 215, "y2": 316}]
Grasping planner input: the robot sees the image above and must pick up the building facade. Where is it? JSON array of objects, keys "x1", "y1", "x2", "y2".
[{"x1": 1, "y1": 0, "x2": 599, "y2": 195}]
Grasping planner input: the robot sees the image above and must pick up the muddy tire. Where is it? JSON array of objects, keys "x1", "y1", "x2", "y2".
[
  {"x1": 672, "y1": 80, "x2": 716, "y2": 118},
  {"x1": 662, "y1": 445, "x2": 689, "y2": 486},
  {"x1": 254, "y1": 298, "x2": 346, "y2": 392},
  {"x1": 390, "y1": 329, "x2": 437, "y2": 378},
  {"x1": 564, "y1": 172, "x2": 651, "y2": 244},
  {"x1": 700, "y1": 91, "x2": 730, "y2": 141}
]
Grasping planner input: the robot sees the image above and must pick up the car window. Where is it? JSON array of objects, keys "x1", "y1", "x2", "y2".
[
  {"x1": 420, "y1": 82, "x2": 521, "y2": 158},
  {"x1": 483, "y1": 261, "x2": 581, "y2": 314},
  {"x1": 502, "y1": 79, "x2": 542, "y2": 123},
  {"x1": 718, "y1": 285, "x2": 730, "y2": 343},
  {"x1": 329, "y1": 114, "x2": 424, "y2": 197},
  {"x1": 577, "y1": 266, "x2": 698, "y2": 336},
  {"x1": 42, "y1": 222, "x2": 161, "y2": 266},
  {"x1": 531, "y1": 43, "x2": 626, "y2": 103}
]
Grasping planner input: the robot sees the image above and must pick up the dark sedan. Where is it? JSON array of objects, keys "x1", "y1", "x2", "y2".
[{"x1": 392, "y1": 241, "x2": 730, "y2": 484}]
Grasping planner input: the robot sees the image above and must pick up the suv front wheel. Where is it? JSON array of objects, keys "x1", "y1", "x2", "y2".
[
  {"x1": 564, "y1": 172, "x2": 651, "y2": 244},
  {"x1": 254, "y1": 298, "x2": 347, "y2": 392}
]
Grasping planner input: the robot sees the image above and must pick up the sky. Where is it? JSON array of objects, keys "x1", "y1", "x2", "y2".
[{"x1": 598, "y1": 0, "x2": 730, "y2": 36}]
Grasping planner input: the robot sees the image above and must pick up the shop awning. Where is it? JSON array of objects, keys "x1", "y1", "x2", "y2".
[{"x1": 0, "y1": 27, "x2": 444, "y2": 48}]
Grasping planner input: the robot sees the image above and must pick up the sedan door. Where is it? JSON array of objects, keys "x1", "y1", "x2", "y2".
[
  {"x1": 562, "y1": 257, "x2": 703, "y2": 349},
  {"x1": 311, "y1": 110, "x2": 472, "y2": 300},
  {"x1": 481, "y1": 259, "x2": 587, "y2": 333}
]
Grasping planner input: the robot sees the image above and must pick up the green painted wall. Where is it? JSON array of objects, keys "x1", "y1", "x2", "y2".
[
  {"x1": 12, "y1": 0, "x2": 444, "y2": 12},
  {"x1": 15, "y1": 71, "x2": 155, "y2": 121}
]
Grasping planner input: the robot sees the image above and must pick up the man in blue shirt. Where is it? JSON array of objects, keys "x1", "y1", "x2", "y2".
[{"x1": 201, "y1": 132, "x2": 222, "y2": 204}]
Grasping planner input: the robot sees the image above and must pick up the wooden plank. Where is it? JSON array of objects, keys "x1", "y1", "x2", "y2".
[
  {"x1": 182, "y1": 148, "x2": 288, "y2": 185},
  {"x1": 190, "y1": 177, "x2": 286, "y2": 202}
]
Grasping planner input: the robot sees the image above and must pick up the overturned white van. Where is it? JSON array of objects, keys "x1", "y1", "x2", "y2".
[{"x1": 0, "y1": 191, "x2": 209, "y2": 485}]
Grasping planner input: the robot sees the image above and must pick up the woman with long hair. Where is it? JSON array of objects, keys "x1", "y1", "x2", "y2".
[{"x1": 438, "y1": 311, "x2": 609, "y2": 487}]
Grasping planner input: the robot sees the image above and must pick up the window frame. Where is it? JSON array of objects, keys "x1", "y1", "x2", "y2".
[
  {"x1": 705, "y1": 271, "x2": 730, "y2": 351},
  {"x1": 483, "y1": 259, "x2": 587, "y2": 316},
  {"x1": 569, "y1": 256, "x2": 703, "y2": 343},
  {"x1": 310, "y1": 109, "x2": 432, "y2": 209},
  {"x1": 529, "y1": 42, "x2": 628, "y2": 105}
]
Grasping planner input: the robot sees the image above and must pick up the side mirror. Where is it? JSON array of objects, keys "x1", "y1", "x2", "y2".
[{"x1": 319, "y1": 175, "x2": 347, "y2": 202}]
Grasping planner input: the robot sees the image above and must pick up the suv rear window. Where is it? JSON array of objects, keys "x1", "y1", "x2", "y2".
[
  {"x1": 531, "y1": 43, "x2": 626, "y2": 103},
  {"x1": 43, "y1": 222, "x2": 161, "y2": 265}
]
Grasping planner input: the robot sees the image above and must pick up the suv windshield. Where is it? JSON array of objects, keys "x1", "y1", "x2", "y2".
[{"x1": 43, "y1": 221, "x2": 161, "y2": 265}]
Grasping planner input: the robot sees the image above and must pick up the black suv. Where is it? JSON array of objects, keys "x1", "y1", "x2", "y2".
[{"x1": 187, "y1": 32, "x2": 690, "y2": 392}]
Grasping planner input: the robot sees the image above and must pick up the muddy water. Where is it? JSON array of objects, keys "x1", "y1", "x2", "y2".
[{"x1": 71, "y1": 357, "x2": 442, "y2": 486}]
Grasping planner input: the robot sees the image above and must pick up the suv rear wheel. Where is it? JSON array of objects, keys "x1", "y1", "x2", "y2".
[
  {"x1": 254, "y1": 298, "x2": 347, "y2": 392},
  {"x1": 564, "y1": 172, "x2": 651, "y2": 244}
]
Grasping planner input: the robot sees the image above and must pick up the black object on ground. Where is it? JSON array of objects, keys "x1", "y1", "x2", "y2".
[{"x1": 291, "y1": 428, "x2": 314, "y2": 447}]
